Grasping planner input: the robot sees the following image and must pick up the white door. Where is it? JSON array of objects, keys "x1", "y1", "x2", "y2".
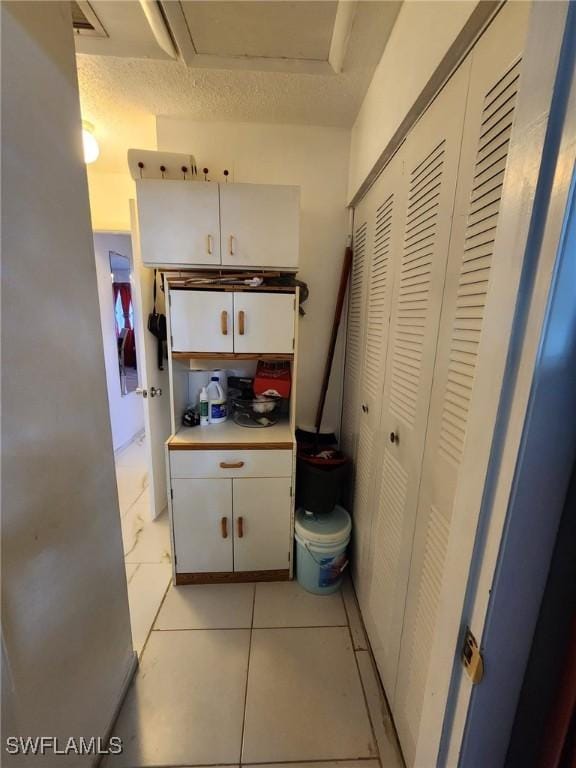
[
  {"x1": 340, "y1": 211, "x2": 370, "y2": 462},
  {"x1": 361, "y1": 61, "x2": 471, "y2": 709},
  {"x1": 233, "y1": 293, "x2": 295, "y2": 354},
  {"x1": 394, "y1": 4, "x2": 529, "y2": 763},
  {"x1": 350, "y1": 151, "x2": 404, "y2": 607},
  {"x1": 233, "y1": 478, "x2": 292, "y2": 572},
  {"x1": 172, "y1": 478, "x2": 233, "y2": 573},
  {"x1": 136, "y1": 179, "x2": 221, "y2": 267},
  {"x1": 170, "y1": 290, "x2": 234, "y2": 353},
  {"x1": 220, "y1": 183, "x2": 300, "y2": 269},
  {"x1": 130, "y1": 201, "x2": 172, "y2": 520}
]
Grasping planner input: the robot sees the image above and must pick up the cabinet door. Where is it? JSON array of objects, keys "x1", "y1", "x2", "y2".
[
  {"x1": 171, "y1": 479, "x2": 233, "y2": 573},
  {"x1": 233, "y1": 293, "x2": 295, "y2": 354},
  {"x1": 361, "y1": 60, "x2": 471, "y2": 724},
  {"x1": 220, "y1": 183, "x2": 299, "y2": 269},
  {"x1": 137, "y1": 180, "x2": 221, "y2": 267},
  {"x1": 350, "y1": 150, "x2": 404, "y2": 610},
  {"x1": 233, "y1": 478, "x2": 292, "y2": 572},
  {"x1": 170, "y1": 290, "x2": 234, "y2": 353}
]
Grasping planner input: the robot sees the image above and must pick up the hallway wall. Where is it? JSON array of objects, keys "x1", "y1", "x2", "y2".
[
  {"x1": 348, "y1": 0, "x2": 478, "y2": 200},
  {"x1": 94, "y1": 232, "x2": 145, "y2": 451},
  {"x1": 1, "y1": 3, "x2": 134, "y2": 762}
]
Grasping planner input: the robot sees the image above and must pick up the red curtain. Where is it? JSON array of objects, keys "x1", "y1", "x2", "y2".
[{"x1": 113, "y1": 283, "x2": 136, "y2": 368}]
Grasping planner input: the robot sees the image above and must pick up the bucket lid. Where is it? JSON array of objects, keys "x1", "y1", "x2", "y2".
[{"x1": 295, "y1": 505, "x2": 352, "y2": 546}]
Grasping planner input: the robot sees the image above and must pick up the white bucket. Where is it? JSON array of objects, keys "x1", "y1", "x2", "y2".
[{"x1": 295, "y1": 506, "x2": 351, "y2": 595}]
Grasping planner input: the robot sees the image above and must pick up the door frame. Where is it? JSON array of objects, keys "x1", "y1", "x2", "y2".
[{"x1": 434, "y1": 3, "x2": 576, "y2": 765}]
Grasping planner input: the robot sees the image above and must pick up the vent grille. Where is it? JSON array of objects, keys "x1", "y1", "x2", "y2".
[
  {"x1": 389, "y1": 140, "x2": 445, "y2": 426},
  {"x1": 439, "y1": 60, "x2": 521, "y2": 465},
  {"x1": 71, "y1": 2, "x2": 107, "y2": 37},
  {"x1": 341, "y1": 221, "x2": 367, "y2": 454},
  {"x1": 403, "y1": 504, "x2": 450, "y2": 731},
  {"x1": 364, "y1": 194, "x2": 394, "y2": 401}
]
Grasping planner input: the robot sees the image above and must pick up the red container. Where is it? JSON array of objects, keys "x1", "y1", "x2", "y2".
[{"x1": 254, "y1": 361, "x2": 291, "y2": 398}]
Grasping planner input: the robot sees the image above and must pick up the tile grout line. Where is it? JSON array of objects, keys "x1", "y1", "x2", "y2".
[
  {"x1": 138, "y1": 574, "x2": 173, "y2": 659},
  {"x1": 238, "y1": 583, "x2": 257, "y2": 767},
  {"x1": 341, "y1": 584, "x2": 383, "y2": 768},
  {"x1": 130, "y1": 759, "x2": 382, "y2": 768},
  {"x1": 152, "y1": 624, "x2": 350, "y2": 632}
]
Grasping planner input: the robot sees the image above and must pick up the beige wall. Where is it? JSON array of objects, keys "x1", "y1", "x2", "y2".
[
  {"x1": 156, "y1": 118, "x2": 351, "y2": 432},
  {"x1": 1, "y1": 3, "x2": 134, "y2": 763},
  {"x1": 88, "y1": 169, "x2": 135, "y2": 232},
  {"x1": 348, "y1": 0, "x2": 478, "y2": 201}
]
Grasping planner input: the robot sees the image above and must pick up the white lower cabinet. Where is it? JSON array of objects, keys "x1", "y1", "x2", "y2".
[
  {"x1": 170, "y1": 453, "x2": 293, "y2": 575},
  {"x1": 172, "y1": 478, "x2": 233, "y2": 573},
  {"x1": 233, "y1": 478, "x2": 292, "y2": 572}
]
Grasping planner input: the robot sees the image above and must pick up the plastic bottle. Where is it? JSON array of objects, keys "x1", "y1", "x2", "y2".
[
  {"x1": 199, "y1": 386, "x2": 209, "y2": 426},
  {"x1": 207, "y1": 376, "x2": 227, "y2": 424}
]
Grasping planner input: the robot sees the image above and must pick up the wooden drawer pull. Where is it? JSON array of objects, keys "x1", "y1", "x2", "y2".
[
  {"x1": 229, "y1": 235, "x2": 235, "y2": 255},
  {"x1": 221, "y1": 517, "x2": 228, "y2": 539},
  {"x1": 221, "y1": 310, "x2": 228, "y2": 335},
  {"x1": 238, "y1": 310, "x2": 245, "y2": 336},
  {"x1": 219, "y1": 461, "x2": 245, "y2": 469},
  {"x1": 207, "y1": 234, "x2": 213, "y2": 255},
  {"x1": 237, "y1": 516, "x2": 244, "y2": 538}
]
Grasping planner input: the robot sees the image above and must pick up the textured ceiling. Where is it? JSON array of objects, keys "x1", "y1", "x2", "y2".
[{"x1": 77, "y1": 1, "x2": 401, "y2": 174}]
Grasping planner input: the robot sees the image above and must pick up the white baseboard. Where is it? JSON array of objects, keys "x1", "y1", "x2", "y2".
[
  {"x1": 114, "y1": 429, "x2": 145, "y2": 458},
  {"x1": 94, "y1": 650, "x2": 138, "y2": 767}
]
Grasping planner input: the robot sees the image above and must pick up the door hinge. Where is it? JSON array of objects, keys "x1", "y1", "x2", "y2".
[
  {"x1": 170, "y1": 334, "x2": 173, "y2": 346},
  {"x1": 170, "y1": 488, "x2": 173, "y2": 500},
  {"x1": 461, "y1": 627, "x2": 484, "y2": 684},
  {"x1": 292, "y1": 337, "x2": 295, "y2": 350},
  {"x1": 168, "y1": 293, "x2": 172, "y2": 306},
  {"x1": 290, "y1": 485, "x2": 293, "y2": 497}
]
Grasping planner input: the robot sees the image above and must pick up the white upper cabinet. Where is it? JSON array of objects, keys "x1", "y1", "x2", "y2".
[
  {"x1": 170, "y1": 290, "x2": 234, "y2": 353},
  {"x1": 233, "y1": 292, "x2": 295, "y2": 354},
  {"x1": 137, "y1": 180, "x2": 221, "y2": 267},
  {"x1": 220, "y1": 183, "x2": 300, "y2": 269},
  {"x1": 136, "y1": 180, "x2": 300, "y2": 270}
]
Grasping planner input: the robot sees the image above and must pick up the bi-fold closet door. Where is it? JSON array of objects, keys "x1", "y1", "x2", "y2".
[{"x1": 345, "y1": 2, "x2": 529, "y2": 764}]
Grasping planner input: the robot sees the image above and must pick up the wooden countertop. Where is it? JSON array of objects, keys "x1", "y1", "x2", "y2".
[{"x1": 166, "y1": 419, "x2": 295, "y2": 450}]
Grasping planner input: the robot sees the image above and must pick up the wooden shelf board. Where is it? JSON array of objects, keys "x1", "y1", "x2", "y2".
[
  {"x1": 167, "y1": 419, "x2": 295, "y2": 450},
  {"x1": 172, "y1": 352, "x2": 294, "y2": 361},
  {"x1": 175, "y1": 570, "x2": 290, "y2": 585}
]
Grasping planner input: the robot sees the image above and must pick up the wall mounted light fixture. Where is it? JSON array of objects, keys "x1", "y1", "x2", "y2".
[{"x1": 82, "y1": 121, "x2": 99, "y2": 164}]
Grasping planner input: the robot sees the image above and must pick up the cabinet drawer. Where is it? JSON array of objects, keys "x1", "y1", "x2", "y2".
[{"x1": 170, "y1": 449, "x2": 292, "y2": 479}]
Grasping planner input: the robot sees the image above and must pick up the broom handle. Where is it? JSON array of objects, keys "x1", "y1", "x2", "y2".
[{"x1": 315, "y1": 245, "x2": 353, "y2": 434}]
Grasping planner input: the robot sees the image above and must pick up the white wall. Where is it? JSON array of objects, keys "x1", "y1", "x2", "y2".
[
  {"x1": 157, "y1": 118, "x2": 351, "y2": 431},
  {"x1": 88, "y1": 169, "x2": 136, "y2": 232},
  {"x1": 348, "y1": 0, "x2": 478, "y2": 200},
  {"x1": 94, "y1": 233, "x2": 145, "y2": 452},
  {"x1": 2, "y1": 3, "x2": 134, "y2": 763}
]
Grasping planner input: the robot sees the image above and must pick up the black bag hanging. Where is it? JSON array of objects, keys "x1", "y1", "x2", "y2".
[{"x1": 147, "y1": 269, "x2": 167, "y2": 370}]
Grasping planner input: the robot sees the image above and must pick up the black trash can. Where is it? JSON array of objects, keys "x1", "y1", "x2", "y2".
[{"x1": 296, "y1": 453, "x2": 351, "y2": 515}]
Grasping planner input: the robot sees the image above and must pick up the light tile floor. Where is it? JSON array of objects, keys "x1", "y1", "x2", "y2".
[
  {"x1": 105, "y1": 576, "x2": 405, "y2": 768},
  {"x1": 115, "y1": 434, "x2": 172, "y2": 657}
]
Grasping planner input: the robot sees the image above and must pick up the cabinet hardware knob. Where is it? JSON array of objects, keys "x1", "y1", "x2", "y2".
[
  {"x1": 219, "y1": 461, "x2": 245, "y2": 469},
  {"x1": 221, "y1": 517, "x2": 228, "y2": 539},
  {"x1": 390, "y1": 431, "x2": 399, "y2": 444},
  {"x1": 229, "y1": 235, "x2": 235, "y2": 256},
  {"x1": 361, "y1": 404, "x2": 369, "y2": 413},
  {"x1": 135, "y1": 387, "x2": 147, "y2": 398},
  {"x1": 237, "y1": 516, "x2": 244, "y2": 538},
  {"x1": 207, "y1": 234, "x2": 213, "y2": 255},
  {"x1": 238, "y1": 310, "x2": 245, "y2": 336},
  {"x1": 221, "y1": 311, "x2": 228, "y2": 335}
]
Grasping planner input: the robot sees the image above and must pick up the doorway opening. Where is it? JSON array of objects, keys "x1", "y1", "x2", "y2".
[{"x1": 94, "y1": 231, "x2": 172, "y2": 656}]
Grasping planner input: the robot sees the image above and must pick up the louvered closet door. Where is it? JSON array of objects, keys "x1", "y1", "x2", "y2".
[
  {"x1": 340, "y1": 197, "x2": 371, "y2": 461},
  {"x1": 350, "y1": 153, "x2": 404, "y2": 602},
  {"x1": 363, "y1": 61, "x2": 471, "y2": 702},
  {"x1": 393, "y1": 5, "x2": 529, "y2": 763}
]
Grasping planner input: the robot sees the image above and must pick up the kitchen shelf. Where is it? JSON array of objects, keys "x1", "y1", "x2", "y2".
[
  {"x1": 167, "y1": 419, "x2": 295, "y2": 450},
  {"x1": 171, "y1": 352, "x2": 294, "y2": 361}
]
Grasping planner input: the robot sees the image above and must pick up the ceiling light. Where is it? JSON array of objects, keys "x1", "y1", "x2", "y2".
[{"x1": 82, "y1": 121, "x2": 100, "y2": 164}]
